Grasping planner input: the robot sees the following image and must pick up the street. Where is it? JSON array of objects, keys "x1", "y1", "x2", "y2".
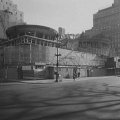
[{"x1": 1, "y1": 76, "x2": 120, "y2": 120}]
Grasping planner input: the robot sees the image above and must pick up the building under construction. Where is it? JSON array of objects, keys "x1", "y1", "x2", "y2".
[
  {"x1": 0, "y1": 24, "x2": 112, "y2": 80},
  {"x1": 0, "y1": 0, "x2": 115, "y2": 81}
]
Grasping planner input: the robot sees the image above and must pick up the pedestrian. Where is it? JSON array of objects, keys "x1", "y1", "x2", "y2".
[
  {"x1": 73, "y1": 72, "x2": 76, "y2": 81},
  {"x1": 78, "y1": 72, "x2": 80, "y2": 77},
  {"x1": 73, "y1": 66, "x2": 77, "y2": 81}
]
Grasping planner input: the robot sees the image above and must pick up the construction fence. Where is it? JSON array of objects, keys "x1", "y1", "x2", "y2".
[{"x1": 4, "y1": 44, "x2": 105, "y2": 67}]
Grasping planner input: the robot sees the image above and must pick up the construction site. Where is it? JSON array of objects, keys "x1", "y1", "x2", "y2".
[
  {"x1": 0, "y1": 23, "x2": 112, "y2": 80},
  {"x1": 0, "y1": 0, "x2": 117, "y2": 81}
]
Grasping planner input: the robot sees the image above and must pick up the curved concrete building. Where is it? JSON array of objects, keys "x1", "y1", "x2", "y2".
[{"x1": 6, "y1": 24, "x2": 58, "y2": 40}]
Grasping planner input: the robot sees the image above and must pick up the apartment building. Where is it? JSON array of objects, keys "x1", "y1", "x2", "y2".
[
  {"x1": 0, "y1": 0, "x2": 25, "y2": 39},
  {"x1": 85, "y1": 0, "x2": 120, "y2": 56}
]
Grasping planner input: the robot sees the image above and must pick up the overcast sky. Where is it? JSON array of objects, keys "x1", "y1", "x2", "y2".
[{"x1": 12, "y1": 0, "x2": 114, "y2": 34}]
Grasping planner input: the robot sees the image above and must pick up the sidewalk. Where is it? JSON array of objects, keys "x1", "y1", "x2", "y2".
[
  {"x1": 0, "y1": 76, "x2": 118, "y2": 85},
  {"x1": 20, "y1": 76, "x2": 116, "y2": 84}
]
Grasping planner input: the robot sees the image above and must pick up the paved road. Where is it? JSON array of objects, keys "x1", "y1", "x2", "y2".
[{"x1": 1, "y1": 76, "x2": 120, "y2": 120}]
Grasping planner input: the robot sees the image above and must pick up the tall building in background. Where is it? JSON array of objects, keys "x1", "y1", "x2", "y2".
[
  {"x1": 0, "y1": 0, "x2": 25, "y2": 39},
  {"x1": 114, "y1": 0, "x2": 120, "y2": 5},
  {"x1": 58, "y1": 27, "x2": 65, "y2": 39},
  {"x1": 85, "y1": 0, "x2": 120, "y2": 56}
]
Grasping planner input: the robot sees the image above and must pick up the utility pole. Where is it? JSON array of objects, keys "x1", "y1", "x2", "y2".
[{"x1": 115, "y1": 57, "x2": 117, "y2": 76}]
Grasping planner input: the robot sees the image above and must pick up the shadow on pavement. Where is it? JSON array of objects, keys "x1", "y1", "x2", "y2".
[{"x1": 1, "y1": 81, "x2": 120, "y2": 120}]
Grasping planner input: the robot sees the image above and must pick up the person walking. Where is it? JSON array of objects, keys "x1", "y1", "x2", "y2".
[
  {"x1": 73, "y1": 72, "x2": 76, "y2": 81},
  {"x1": 78, "y1": 72, "x2": 80, "y2": 77},
  {"x1": 73, "y1": 66, "x2": 77, "y2": 81}
]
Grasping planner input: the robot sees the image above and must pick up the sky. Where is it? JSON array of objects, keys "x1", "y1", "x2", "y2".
[{"x1": 12, "y1": 0, "x2": 114, "y2": 34}]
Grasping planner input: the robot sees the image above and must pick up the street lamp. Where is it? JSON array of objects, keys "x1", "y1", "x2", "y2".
[{"x1": 55, "y1": 34, "x2": 61, "y2": 82}]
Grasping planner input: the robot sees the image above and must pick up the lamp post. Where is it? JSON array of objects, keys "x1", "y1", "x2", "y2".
[
  {"x1": 115, "y1": 57, "x2": 118, "y2": 76},
  {"x1": 55, "y1": 34, "x2": 61, "y2": 82}
]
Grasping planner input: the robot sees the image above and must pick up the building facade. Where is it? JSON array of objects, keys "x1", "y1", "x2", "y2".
[
  {"x1": 85, "y1": 0, "x2": 120, "y2": 57},
  {"x1": 0, "y1": 0, "x2": 25, "y2": 39}
]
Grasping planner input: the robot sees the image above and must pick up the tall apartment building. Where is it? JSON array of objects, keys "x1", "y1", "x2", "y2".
[
  {"x1": 85, "y1": 0, "x2": 120, "y2": 56},
  {"x1": 0, "y1": 0, "x2": 25, "y2": 39}
]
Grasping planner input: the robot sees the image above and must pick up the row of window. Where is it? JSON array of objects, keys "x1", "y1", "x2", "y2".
[
  {"x1": 94, "y1": 24, "x2": 120, "y2": 31},
  {"x1": 112, "y1": 44, "x2": 120, "y2": 48},
  {"x1": 94, "y1": 19, "x2": 120, "y2": 26},
  {"x1": 94, "y1": 20, "x2": 120, "y2": 26},
  {"x1": 95, "y1": 6, "x2": 120, "y2": 20},
  {"x1": 96, "y1": 13, "x2": 120, "y2": 19},
  {"x1": 4, "y1": 37, "x2": 61, "y2": 48},
  {"x1": 9, "y1": 32, "x2": 56, "y2": 41}
]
